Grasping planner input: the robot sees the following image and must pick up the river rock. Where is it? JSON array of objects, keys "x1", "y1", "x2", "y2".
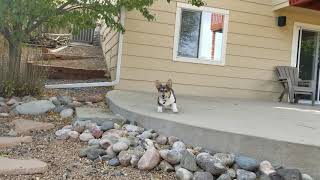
[
  {"x1": 159, "y1": 149, "x2": 182, "y2": 165},
  {"x1": 15, "y1": 100, "x2": 55, "y2": 115},
  {"x1": 156, "y1": 135, "x2": 167, "y2": 145},
  {"x1": 87, "y1": 148, "x2": 106, "y2": 160},
  {"x1": 226, "y1": 168, "x2": 236, "y2": 178},
  {"x1": 259, "y1": 161, "x2": 276, "y2": 175},
  {"x1": 101, "y1": 121, "x2": 114, "y2": 131},
  {"x1": 55, "y1": 129, "x2": 71, "y2": 140},
  {"x1": 172, "y1": 141, "x2": 186, "y2": 152},
  {"x1": 68, "y1": 131, "x2": 79, "y2": 139},
  {"x1": 79, "y1": 145, "x2": 99, "y2": 157},
  {"x1": 100, "y1": 135, "x2": 119, "y2": 149},
  {"x1": 6, "y1": 98, "x2": 19, "y2": 106},
  {"x1": 168, "y1": 136, "x2": 180, "y2": 145},
  {"x1": 277, "y1": 169, "x2": 302, "y2": 180},
  {"x1": 105, "y1": 146, "x2": 116, "y2": 156},
  {"x1": 180, "y1": 149, "x2": 198, "y2": 172},
  {"x1": 60, "y1": 109, "x2": 74, "y2": 119},
  {"x1": 123, "y1": 124, "x2": 144, "y2": 133},
  {"x1": 192, "y1": 171, "x2": 214, "y2": 180},
  {"x1": 118, "y1": 150, "x2": 133, "y2": 166},
  {"x1": 302, "y1": 174, "x2": 314, "y2": 180},
  {"x1": 217, "y1": 174, "x2": 231, "y2": 180},
  {"x1": 73, "y1": 121, "x2": 88, "y2": 133},
  {"x1": 79, "y1": 131, "x2": 94, "y2": 142},
  {"x1": 138, "y1": 131, "x2": 152, "y2": 140},
  {"x1": 236, "y1": 169, "x2": 256, "y2": 180},
  {"x1": 159, "y1": 160, "x2": 174, "y2": 172},
  {"x1": 130, "y1": 154, "x2": 141, "y2": 167},
  {"x1": 108, "y1": 158, "x2": 120, "y2": 166},
  {"x1": 88, "y1": 139, "x2": 100, "y2": 146},
  {"x1": 176, "y1": 168, "x2": 193, "y2": 180},
  {"x1": 137, "y1": 148, "x2": 160, "y2": 170},
  {"x1": 196, "y1": 153, "x2": 227, "y2": 175},
  {"x1": 112, "y1": 141, "x2": 129, "y2": 153},
  {"x1": 91, "y1": 127, "x2": 103, "y2": 138},
  {"x1": 102, "y1": 129, "x2": 125, "y2": 138},
  {"x1": 213, "y1": 153, "x2": 235, "y2": 166},
  {"x1": 235, "y1": 156, "x2": 259, "y2": 171}
]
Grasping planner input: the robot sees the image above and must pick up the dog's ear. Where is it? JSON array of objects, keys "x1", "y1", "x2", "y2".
[
  {"x1": 155, "y1": 80, "x2": 161, "y2": 90},
  {"x1": 166, "y1": 79, "x2": 173, "y2": 89}
]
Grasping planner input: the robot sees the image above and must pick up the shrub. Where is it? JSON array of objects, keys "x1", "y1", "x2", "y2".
[{"x1": 0, "y1": 55, "x2": 47, "y2": 97}]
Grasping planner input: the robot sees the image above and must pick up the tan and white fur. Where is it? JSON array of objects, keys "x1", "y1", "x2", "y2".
[{"x1": 155, "y1": 79, "x2": 178, "y2": 113}]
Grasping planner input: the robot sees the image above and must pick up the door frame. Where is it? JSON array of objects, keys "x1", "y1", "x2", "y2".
[
  {"x1": 291, "y1": 22, "x2": 320, "y2": 103},
  {"x1": 291, "y1": 22, "x2": 320, "y2": 66}
]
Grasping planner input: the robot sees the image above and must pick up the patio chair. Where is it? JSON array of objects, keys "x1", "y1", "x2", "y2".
[{"x1": 275, "y1": 66, "x2": 316, "y2": 105}]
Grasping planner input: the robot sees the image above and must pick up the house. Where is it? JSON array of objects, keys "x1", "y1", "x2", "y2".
[{"x1": 101, "y1": 0, "x2": 320, "y2": 101}]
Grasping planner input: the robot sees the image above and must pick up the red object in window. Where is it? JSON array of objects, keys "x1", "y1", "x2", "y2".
[
  {"x1": 211, "y1": 14, "x2": 224, "y2": 58},
  {"x1": 211, "y1": 14, "x2": 224, "y2": 32},
  {"x1": 289, "y1": 0, "x2": 320, "y2": 10}
]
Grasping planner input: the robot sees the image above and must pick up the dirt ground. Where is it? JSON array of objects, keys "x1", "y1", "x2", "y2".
[{"x1": 0, "y1": 88, "x2": 177, "y2": 180}]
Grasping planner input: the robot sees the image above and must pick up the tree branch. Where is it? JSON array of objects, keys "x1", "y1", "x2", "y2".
[{"x1": 25, "y1": 0, "x2": 74, "y2": 34}]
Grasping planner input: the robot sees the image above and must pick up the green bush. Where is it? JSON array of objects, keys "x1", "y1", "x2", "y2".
[{"x1": 0, "y1": 58, "x2": 47, "y2": 97}]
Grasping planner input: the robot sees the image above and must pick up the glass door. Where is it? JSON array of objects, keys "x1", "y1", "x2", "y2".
[{"x1": 296, "y1": 29, "x2": 320, "y2": 102}]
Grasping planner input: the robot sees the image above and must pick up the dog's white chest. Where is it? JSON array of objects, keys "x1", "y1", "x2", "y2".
[{"x1": 159, "y1": 94, "x2": 176, "y2": 107}]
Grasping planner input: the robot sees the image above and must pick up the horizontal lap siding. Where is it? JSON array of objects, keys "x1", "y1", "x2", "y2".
[
  {"x1": 100, "y1": 24, "x2": 119, "y2": 80},
  {"x1": 118, "y1": 0, "x2": 320, "y2": 99}
]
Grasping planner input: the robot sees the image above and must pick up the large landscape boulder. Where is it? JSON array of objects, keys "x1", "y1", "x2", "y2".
[
  {"x1": 0, "y1": 157, "x2": 48, "y2": 175},
  {"x1": 0, "y1": 136, "x2": 32, "y2": 148},
  {"x1": 14, "y1": 119, "x2": 55, "y2": 135},
  {"x1": 137, "y1": 148, "x2": 160, "y2": 170},
  {"x1": 15, "y1": 100, "x2": 55, "y2": 115}
]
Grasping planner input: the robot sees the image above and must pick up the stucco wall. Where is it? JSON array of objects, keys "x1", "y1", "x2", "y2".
[
  {"x1": 116, "y1": 0, "x2": 320, "y2": 100},
  {"x1": 100, "y1": 23, "x2": 119, "y2": 81}
]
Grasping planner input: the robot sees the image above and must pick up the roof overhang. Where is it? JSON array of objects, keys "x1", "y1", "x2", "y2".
[
  {"x1": 273, "y1": 0, "x2": 320, "y2": 11},
  {"x1": 290, "y1": 0, "x2": 320, "y2": 10}
]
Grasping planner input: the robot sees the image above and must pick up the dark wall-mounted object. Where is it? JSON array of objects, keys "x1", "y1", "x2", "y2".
[{"x1": 278, "y1": 16, "x2": 287, "y2": 27}]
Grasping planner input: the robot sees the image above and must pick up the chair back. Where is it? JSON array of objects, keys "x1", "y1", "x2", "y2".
[{"x1": 275, "y1": 66, "x2": 299, "y2": 86}]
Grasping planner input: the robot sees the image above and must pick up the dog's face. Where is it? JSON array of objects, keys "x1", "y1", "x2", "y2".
[{"x1": 155, "y1": 79, "x2": 173, "y2": 99}]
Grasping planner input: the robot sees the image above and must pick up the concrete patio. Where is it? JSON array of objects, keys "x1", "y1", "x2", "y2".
[{"x1": 107, "y1": 90, "x2": 320, "y2": 179}]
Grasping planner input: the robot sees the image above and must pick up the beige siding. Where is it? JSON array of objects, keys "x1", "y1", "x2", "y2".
[
  {"x1": 100, "y1": 24, "x2": 119, "y2": 80},
  {"x1": 117, "y1": 0, "x2": 320, "y2": 100},
  {"x1": 272, "y1": 0, "x2": 289, "y2": 10}
]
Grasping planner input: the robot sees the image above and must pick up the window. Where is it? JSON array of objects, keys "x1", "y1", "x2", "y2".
[{"x1": 173, "y1": 3, "x2": 229, "y2": 65}]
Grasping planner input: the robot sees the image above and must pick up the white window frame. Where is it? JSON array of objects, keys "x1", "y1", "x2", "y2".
[{"x1": 173, "y1": 3, "x2": 229, "y2": 65}]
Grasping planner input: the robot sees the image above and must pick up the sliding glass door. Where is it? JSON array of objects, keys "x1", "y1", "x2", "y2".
[{"x1": 296, "y1": 28, "x2": 320, "y2": 101}]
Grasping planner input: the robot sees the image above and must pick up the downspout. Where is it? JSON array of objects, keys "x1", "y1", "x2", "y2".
[{"x1": 45, "y1": 8, "x2": 125, "y2": 89}]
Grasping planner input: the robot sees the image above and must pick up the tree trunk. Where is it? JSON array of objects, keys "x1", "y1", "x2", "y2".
[{"x1": 8, "y1": 39, "x2": 22, "y2": 81}]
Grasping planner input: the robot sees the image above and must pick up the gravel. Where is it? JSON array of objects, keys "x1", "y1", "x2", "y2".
[{"x1": 0, "y1": 87, "x2": 176, "y2": 180}]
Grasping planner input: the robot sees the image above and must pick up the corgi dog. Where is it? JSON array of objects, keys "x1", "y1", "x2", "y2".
[{"x1": 155, "y1": 79, "x2": 178, "y2": 113}]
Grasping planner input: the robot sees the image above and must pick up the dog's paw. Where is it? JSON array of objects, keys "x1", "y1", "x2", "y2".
[
  {"x1": 157, "y1": 106, "x2": 163, "y2": 113},
  {"x1": 172, "y1": 103, "x2": 178, "y2": 113}
]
